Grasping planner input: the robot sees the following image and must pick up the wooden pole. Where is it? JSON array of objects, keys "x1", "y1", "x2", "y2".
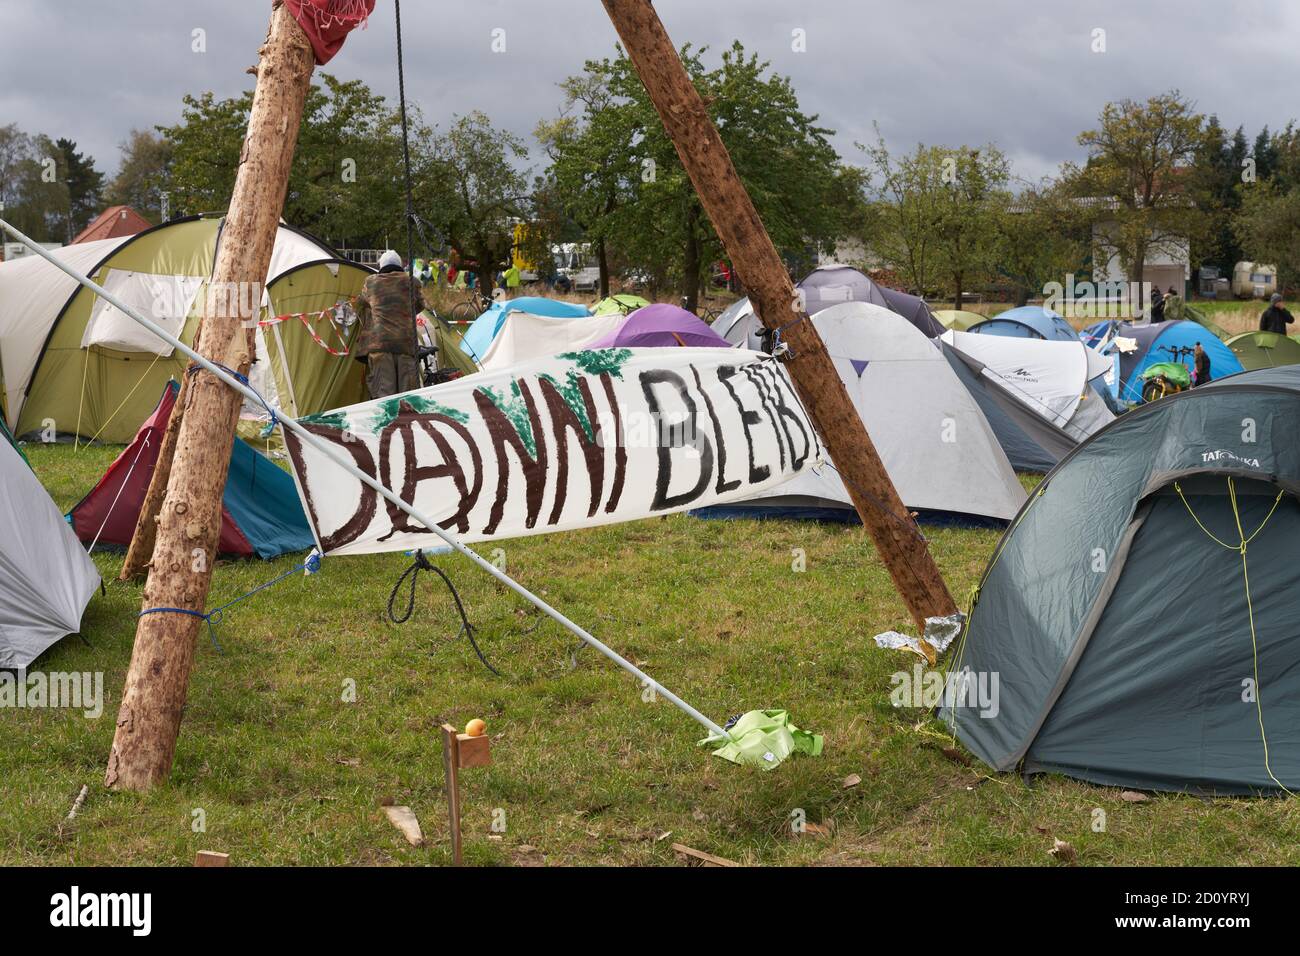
[
  {"x1": 599, "y1": 0, "x2": 955, "y2": 627},
  {"x1": 119, "y1": 374, "x2": 189, "y2": 582},
  {"x1": 105, "y1": 2, "x2": 317, "y2": 791}
]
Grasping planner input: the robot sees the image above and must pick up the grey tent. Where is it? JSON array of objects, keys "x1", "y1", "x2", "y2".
[
  {"x1": 712, "y1": 265, "x2": 945, "y2": 340},
  {"x1": 940, "y1": 329, "x2": 1115, "y2": 472},
  {"x1": 0, "y1": 431, "x2": 100, "y2": 668},
  {"x1": 943, "y1": 365, "x2": 1300, "y2": 794}
]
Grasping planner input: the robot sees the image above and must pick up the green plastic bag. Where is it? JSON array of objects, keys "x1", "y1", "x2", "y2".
[{"x1": 700, "y1": 709, "x2": 823, "y2": 770}]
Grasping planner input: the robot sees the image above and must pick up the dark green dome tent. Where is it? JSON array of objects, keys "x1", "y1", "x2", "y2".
[
  {"x1": 943, "y1": 365, "x2": 1300, "y2": 794},
  {"x1": 1225, "y1": 330, "x2": 1300, "y2": 370}
]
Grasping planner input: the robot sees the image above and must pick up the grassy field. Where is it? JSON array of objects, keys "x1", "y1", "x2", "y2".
[{"x1": 4, "y1": 443, "x2": 1298, "y2": 867}]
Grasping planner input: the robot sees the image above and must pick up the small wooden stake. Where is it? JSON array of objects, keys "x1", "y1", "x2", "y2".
[
  {"x1": 195, "y1": 851, "x2": 230, "y2": 867},
  {"x1": 440, "y1": 723, "x2": 463, "y2": 865}
]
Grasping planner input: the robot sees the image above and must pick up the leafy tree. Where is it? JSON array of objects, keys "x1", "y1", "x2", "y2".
[
  {"x1": 1064, "y1": 91, "x2": 1210, "y2": 295},
  {"x1": 545, "y1": 43, "x2": 855, "y2": 308},
  {"x1": 54, "y1": 138, "x2": 105, "y2": 238},
  {"x1": 418, "y1": 111, "x2": 531, "y2": 293},
  {"x1": 105, "y1": 129, "x2": 173, "y2": 221},
  {"x1": 160, "y1": 75, "x2": 410, "y2": 249},
  {"x1": 0, "y1": 128, "x2": 70, "y2": 242},
  {"x1": 995, "y1": 180, "x2": 1089, "y2": 307},
  {"x1": 1235, "y1": 125, "x2": 1300, "y2": 289},
  {"x1": 859, "y1": 138, "x2": 949, "y2": 295}
]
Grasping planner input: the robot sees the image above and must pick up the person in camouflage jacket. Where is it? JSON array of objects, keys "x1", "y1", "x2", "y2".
[{"x1": 355, "y1": 250, "x2": 423, "y2": 399}]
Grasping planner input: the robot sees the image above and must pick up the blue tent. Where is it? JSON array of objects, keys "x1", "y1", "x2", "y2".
[
  {"x1": 970, "y1": 306, "x2": 1078, "y2": 342},
  {"x1": 70, "y1": 382, "x2": 313, "y2": 560},
  {"x1": 1090, "y1": 320, "x2": 1245, "y2": 402},
  {"x1": 459, "y1": 297, "x2": 591, "y2": 362}
]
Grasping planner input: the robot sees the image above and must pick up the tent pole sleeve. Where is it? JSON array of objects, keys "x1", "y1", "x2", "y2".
[{"x1": 0, "y1": 215, "x2": 729, "y2": 742}]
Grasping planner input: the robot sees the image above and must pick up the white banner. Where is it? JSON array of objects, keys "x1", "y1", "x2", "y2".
[{"x1": 285, "y1": 348, "x2": 819, "y2": 555}]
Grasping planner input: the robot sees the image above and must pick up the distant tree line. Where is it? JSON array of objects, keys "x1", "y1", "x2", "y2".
[{"x1": 4, "y1": 59, "x2": 1297, "y2": 301}]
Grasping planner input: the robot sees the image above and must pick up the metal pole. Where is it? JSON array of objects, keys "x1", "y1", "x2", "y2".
[{"x1": 0, "y1": 216, "x2": 728, "y2": 741}]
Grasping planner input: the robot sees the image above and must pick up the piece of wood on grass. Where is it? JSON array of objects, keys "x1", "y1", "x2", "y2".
[
  {"x1": 383, "y1": 806, "x2": 425, "y2": 847},
  {"x1": 195, "y1": 851, "x2": 230, "y2": 867},
  {"x1": 672, "y1": 842, "x2": 740, "y2": 867}
]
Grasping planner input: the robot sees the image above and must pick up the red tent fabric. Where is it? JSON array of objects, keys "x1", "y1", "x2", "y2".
[{"x1": 69, "y1": 384, "x2": 254, "y2": 557}]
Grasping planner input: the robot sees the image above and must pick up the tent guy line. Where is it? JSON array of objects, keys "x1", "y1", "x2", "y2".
[{"x1": 0, "y1": 214, "x2": 731, "y2": 743}]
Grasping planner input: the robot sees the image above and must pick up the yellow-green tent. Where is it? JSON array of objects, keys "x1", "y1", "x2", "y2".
[
  {"x1": 934, "y1": 309, "x2": 987, "y2": 332},
  {"x1": 592, "y1": 294, "x2": 650, "y2": 316},
  {"x1": 0, "y1": 215, "x2": 371, "y2": 443},
  {"x1": 1225, "y1": 330, "x2": 1300, "y2": 370}
]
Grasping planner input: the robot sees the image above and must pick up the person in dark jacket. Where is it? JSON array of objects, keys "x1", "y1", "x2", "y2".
[
  {"x1": 1193, "y1": 342, "x2": 1211, "y2": 386},
  {"x1": 1148, "y1": 285, "x2": 1166, "y2": 323},
  {"x1": 354, "y1": 250, "x2": 423, "y2": 399},
  {"x1": 1259, "y1": 293, "x2": 1294, "y2": 335}
]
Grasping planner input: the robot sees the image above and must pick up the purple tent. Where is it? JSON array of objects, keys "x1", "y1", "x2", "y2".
[{"x1": 588, "y1": 303, "x2": 732, "y2": 349}]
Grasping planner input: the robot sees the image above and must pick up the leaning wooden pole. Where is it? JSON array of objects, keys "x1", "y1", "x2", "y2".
[
  {"x1": 106, "y1": 2, "x2": 317, "y2": 790},
  {"x1": 600, "y1": 0, "x2": 955, "y2": 627},
  {"x1": 119, "y1": 374, "x2": 190, "y2": 582}
]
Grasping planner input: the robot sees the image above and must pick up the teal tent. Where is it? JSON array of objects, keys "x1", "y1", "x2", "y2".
[{"x1": 944, "y1": 366, "x2": 1300, "y2": 794}]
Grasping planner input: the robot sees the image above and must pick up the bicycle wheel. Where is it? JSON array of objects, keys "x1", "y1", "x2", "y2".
[
  {"x1": 1141, "y1": 379, "x2": 1168, "y2": 404},
  {"x1": 449, "y1": 300, "x2": 478, "y2": 322}
]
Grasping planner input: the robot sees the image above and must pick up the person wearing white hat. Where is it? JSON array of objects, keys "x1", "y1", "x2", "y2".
[{"x1": 354, "y1": 250, "x2": 423, "y2": 398}]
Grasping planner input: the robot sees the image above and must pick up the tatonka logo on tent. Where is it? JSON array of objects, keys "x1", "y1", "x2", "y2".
[
  {"x1": 890, "y1": 664, "x2": 999, "y2": 718},
  {"x1": 49, "y1": 886, "x2": 151, "y2": 937},
  {"x1": 1202, "y1": 449, "x2": 1262, "y2": 468},
  {"x1": 0, "y1": 670, "x2": 104, "y2": 718}
]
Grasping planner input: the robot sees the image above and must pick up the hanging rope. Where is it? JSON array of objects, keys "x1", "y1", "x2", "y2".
[
  {"x1": 393, "y1": 0, "x2": 417, "y2": 298},
  {"x1": 1175, "y1": 477, "x2": 1292, "y2": 795},
  {"x1": 387, "y1": 551, "x2": 501, "y2": 675}
]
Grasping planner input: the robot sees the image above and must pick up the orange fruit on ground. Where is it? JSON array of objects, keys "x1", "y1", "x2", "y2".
[{"x1": 464, "y1": 718, "x2": 487, "y2": 737}]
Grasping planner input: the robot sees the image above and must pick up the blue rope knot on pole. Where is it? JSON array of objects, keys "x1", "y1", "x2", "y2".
[
  {"x1": 138, "y1": 550, "x2": 322, "y2": 654},
  {"x1": 186, "y1": 361, "x2": 279, "y2": 435}
]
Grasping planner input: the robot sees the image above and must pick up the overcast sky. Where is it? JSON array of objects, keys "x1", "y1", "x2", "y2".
[{"x1": 2, "y1": 0, "x2": 1295, "y2": 186}]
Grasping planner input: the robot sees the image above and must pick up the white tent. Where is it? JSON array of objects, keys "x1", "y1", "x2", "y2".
[
  {"x1": 710, "y1": 301, "x2": 1025, "y2": 523},
  {"x1": 477, "y1": 310, "x2": 625, "y2": 372},
  {"x1": 0, "y1": 436, "x2": 100, "y2": 668},
  {"x1": 941, "y1": 329, "x2": 1116, "y2": 470}
]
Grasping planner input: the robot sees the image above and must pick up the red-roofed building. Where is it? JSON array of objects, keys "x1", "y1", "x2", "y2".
[{"x1": 72, "y1": 205, "x2": 152, "y2": 244}]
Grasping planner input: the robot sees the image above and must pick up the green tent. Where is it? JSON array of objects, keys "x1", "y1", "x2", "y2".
[
  {"x1": 0, "y1": 215, "x2": 370, "y2": 443},
  {"x1": 1183, "y1": 303, "x2": 1230, "y2": 340},
  {"x1": 944, "y1": 365, "x2": 1300, "y2": 794},
  {"x1": 592, "y1": 294, "x2": 650, "y2": 316},
  {"x1": 933, "y1": 309, "x2": 987, "y2": 332},
  {"x1": 420, "y1": 310, "x2": 479, "y2": 376},
  {"x1": 1225, "y1": 330, "x2": 1300, "y2": 370}
]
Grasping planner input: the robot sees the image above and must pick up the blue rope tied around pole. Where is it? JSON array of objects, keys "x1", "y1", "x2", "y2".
[
  {"x1": 139, "y1": 551, "x2": 321, "y2": 653},
  {"x1": 187, "y1": 361, "x2": 279, "y2": 435}
]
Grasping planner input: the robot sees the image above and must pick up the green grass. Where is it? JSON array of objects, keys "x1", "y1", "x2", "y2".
[{"x1": 4, "y1": 443, "x2": 1298, "y2": 866}]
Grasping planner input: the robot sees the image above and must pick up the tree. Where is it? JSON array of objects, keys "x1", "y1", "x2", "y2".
[
  {"x1": 105, "y1": 130, "x2": 173, "y2": 222},
  {"x1": 1065, "y1": 91, "x2": 1210, "y2": 298},
  {"x1": 996, "y1": 179, "x2": 1089, "y2": 307},
  {"x1": 0, "y1": 130, "x2": 69, "y2": 242},
  {"x1": 1235, "y1": 125, "x2": 1300, "y2": 290},
  {"x1": 55, "y1": 138, "x2": 105, "y2": 239},
  {"x1": 859, "y1": 138, "x2": 948, "y2": 295},
  {"x1": 160, "y1": 75, "x2": 409, "y2": 249},
  {"x1": 931, "y1": 146, "x2": 1010, "y2": 306},
  {"x1": 420, "y1": 111, "x2": 531, "y2": 294},
  {"x1": 544, "y1": 43, "x2": 854, "y2": 308},
  {"x1": 1191, "y1": 116, "x2": 1248, "y2": 272}
]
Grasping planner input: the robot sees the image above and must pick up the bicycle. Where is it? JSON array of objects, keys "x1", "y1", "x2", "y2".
[
  {"x1": 1139, "y1": 345, "x2": 1195, "y2": 403},
  {"x1": 683, "y1": 297, "x2": 722, "y2": 324},
  {"x1": 448, "y1": 287, "x2": 494, "y2": 322}
]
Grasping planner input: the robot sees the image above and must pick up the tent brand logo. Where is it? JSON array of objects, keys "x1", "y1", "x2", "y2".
[
  {"x1": 890, "y1": 664, "x2": 999, "y2": 718},
  {"x1": 0, "y1": 670, "x2": 103, "y2": 718},
  {"x1": 1008, "y1": 367, "x2": 1040, "y2": 383},
  {"x1": 49, "y1": 886, "x2": 151, "y2": 937},
  {"x1": 1202, "y1": 449, "x2": 1262, "y2": 469}
]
